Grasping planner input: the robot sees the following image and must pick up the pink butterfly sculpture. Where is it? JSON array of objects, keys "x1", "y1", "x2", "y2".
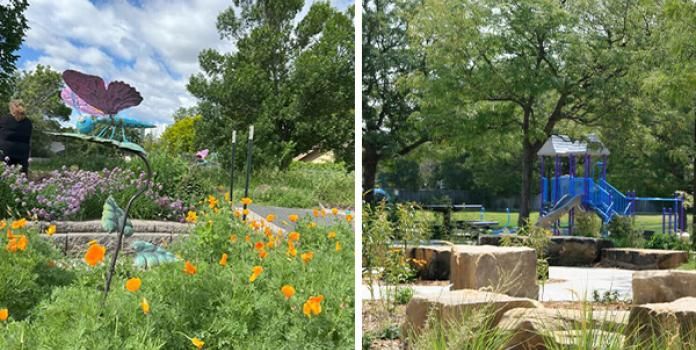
[{"x1": 196, "y1": 149, "x2": 209, "y2": 160}]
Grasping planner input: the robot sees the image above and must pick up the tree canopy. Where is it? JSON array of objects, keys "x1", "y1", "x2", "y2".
[
  {"x1": 0, "y1": 0, "x2": 29, "y2": 105},
  {"x1": 188, "y1": 1, "x2": 354, "y2": 170}
]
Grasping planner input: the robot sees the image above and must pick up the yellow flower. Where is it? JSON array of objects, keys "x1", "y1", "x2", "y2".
[
  {"x1": 84, "y1": 243, "x2": 106, "y2": 266},
  {"x1": 287, "y1": 241, "x2": 297, "y2": 257},
  {"x1": 184, "y1": 260, "x2": 197, "y2": 275},
  {"x1": 335, "y1": 241, "x2": 342, "y2": 252},
  {"x1": 243, "y1": 209, "x2": 249, "y2": 216},
  {"x1": 191, "y1": 337, "x2": 205, "y2": 349},
  {"x1": 346, "y1": 214, "x2": 353, "y2": 222},
  {"x1": 140, "y1": 298, "x2": 150, "y2": 315},
  {"x1": 303, "y1": 295, "x2": 324, "y2": 317},
  {"x1": 327, "y1": 231, "x2": 336, "y2": 239},
  {"x1": 301, "y1": 251, "x2": 314, "y2": 264},
  {"x1": 249, "y1": 266, "x2": 263, "y2": 283},
  {"x1": 288, "y1": 231, "x2": 300, "y2": 241},
  {"x1": 281, "y1": 285, "x2": 296, "y2": 300},
  {"x1": 289, "y1": 214, "x2": 299, "y2": 223},
  {"x1": 266, "y1": 214, "x2": 276, "y2": 222},
  {"x1": 0, "y1": 220, "x2": 5, "y2": 230},
  {"x1": 185, "y1": 211, "x2": 198, "y2": 223},
  {"x1": 309, "y1": 222, "x2": 317, "y2": 229},
  {"x1": 224, "y1": 192, "x2": 230, "y2": 202},
  {"x1": 245, "y1": 234, "x2": 251, "y2": 242},
  {"x1": 125, "y1": 277, "x2": 142, "y2": 292},
  {"x1": 240, "y1": 197, "x2": 253, "y2": 206},
  {"x1": 46, "y1": 224, "x2": 57, "y2": 236},
  {"x1": 0, "y1": 308, "x2": 7, "y2": 321},
  {"x1": 234, "y1": 210, "x2": 241, "y2": 218},
  {"x1": 11, "y1": 218, "x2": 27, "y2": 230},
  {"x1": 219, "y1": 253, "x2": 228, "y2": 266},
  {"x1": 207, "y1": 195, "x2": 218, "y2": 209},
  {"x1": 331, "y1": 208, "x2": 338, "y2": 215},
  {"x1": 229, "y1": 234, "x2": 238, "y2": 243}
]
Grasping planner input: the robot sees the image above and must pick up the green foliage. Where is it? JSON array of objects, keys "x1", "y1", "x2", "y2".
[
  {"x1": 502, "y1": 223, "x2": 550, "y2": 283},
  {"x1": 573, "y1": 211, "x2": 601, "y2": 238},
  {"x1": 0, "y1": 222, "x2": 76, "y2": 321},
  {"x1": 159, "y1": 114, "x2": 202, "y2": 155},
  {"x1": 394, "y1": 287, "x2": 414, "y2": 305},
  {"x1": 607, "y1": 216, "x2": 644, "y2": 248},
  {"x1": 644, "y1": 233, "x2": 688, "y2": 251},
  {"x1": 13, "y1": 65, "x2": 73, "y2": 157},
  {"x1": 188, "y1": 1, "x2": 354, "y2": 170},
  {"x1": 0, "y1": 0, "x2": 28, "y2": 104},
  {"x1": 0, "y1": 197, "x2": 354, "y2": 349}
]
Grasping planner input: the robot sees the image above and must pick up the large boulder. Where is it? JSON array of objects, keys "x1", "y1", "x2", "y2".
[
  {"x1": 546, "y1": 236, "x2": 613, "y2": 266},
  {"x1": 601, "y1": 248, "x2": 688, "y2": 270},
  {"x1": 498, "y1": 307, "x2": 629, "y2": 349},
  {"x1": 450, "y1": 245, "x2": 538, "y2": 299},
  {"x1": 626, "y1": 297, "x2": 696, "y2": 347},
  {"x1": 405, "y1": 244, "x2": 453, "y2": 280},
  {"x1": 633, "y1": 270, "x2": 696, "y2": 304},
  {"x1": 403, "y1": 289, "x2": 541, "y2": 336}
]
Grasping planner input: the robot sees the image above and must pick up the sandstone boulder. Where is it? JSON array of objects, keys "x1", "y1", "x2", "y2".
[
  {"x1": 403, "y1": 289, "x2": 540, "y2": 336},
  {"x1": 626, "y1": 297, "x2": 696, "y2": 347},
  {"x1": 601, "y1": 248, "x2": 688, "y2": 270},
  {"x1": 498, "y1": 307, "x2": 629, "y2": 350},
  {"x1": 546, "y1": 236, "x2": 613, "y2": 266},
  {"x1": 406, "y1": 245, "x2": 452, "y2": 280},
  {"x1": 449, "y1": 245, "x2": 538, "y2": 299},
  {"x1": 633, "y1": 270, "x2": 696, "y2": 304}
]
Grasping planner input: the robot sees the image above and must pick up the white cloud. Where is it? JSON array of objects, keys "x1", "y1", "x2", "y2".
[{"x1": 21, "y1": 0, "x2": 353, "y2": 125}]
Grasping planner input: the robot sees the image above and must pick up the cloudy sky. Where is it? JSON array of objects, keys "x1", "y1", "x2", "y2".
[{"x1": 17, "y1": 0, "x2": 353, "y2": 128}]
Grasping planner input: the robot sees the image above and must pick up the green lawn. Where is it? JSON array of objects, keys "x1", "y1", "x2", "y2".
[{"x1": 416, "y1": 210, "x2": 667, "y2": 232}]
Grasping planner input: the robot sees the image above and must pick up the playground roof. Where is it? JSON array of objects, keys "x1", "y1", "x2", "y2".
[{"x1": 537, "y1": 134, "x2": 610, "y2": 157}]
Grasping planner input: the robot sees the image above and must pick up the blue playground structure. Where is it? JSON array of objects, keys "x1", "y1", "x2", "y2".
[{"x1": 537, "y1": 135, "x2": 688, "y2": 235}]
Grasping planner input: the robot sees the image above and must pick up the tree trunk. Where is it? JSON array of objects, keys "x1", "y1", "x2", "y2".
[
  {"x1": 692, "y1": 112, "x2": 695, "y2": 231},
  {"x1": 519, "y1": 138, "x2": 535, "y2": 227},
  {"x1": 363, "y1": 144, "x2": 379, "y2": 204}
]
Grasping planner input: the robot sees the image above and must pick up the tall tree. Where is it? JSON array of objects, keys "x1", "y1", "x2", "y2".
[
  {"x1": 409, "y1": 0, "x2": 647, "y2": 225},
  {"x1": 188, "y1": 1, "x2": 354, "y2": 170},
  {"x1": 362, "y1": 0, "x2": 428, "y2": 203},
  {"x1": 0, "y1": 0, "x2": 29, "y2": 105}
]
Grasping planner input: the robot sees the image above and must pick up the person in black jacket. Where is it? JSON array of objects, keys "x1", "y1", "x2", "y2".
[{"x1": 0, "y1": 99, "x2": 32, "y2": 173}]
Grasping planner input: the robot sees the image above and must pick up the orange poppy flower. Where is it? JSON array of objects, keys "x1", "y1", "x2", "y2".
[
  {"x1": 0, "y1": 308, "x2": 7, "y2": 321},
  {"x1": 219, "y1": 253, "x2": 228, "y2": 266},
  {"x1": 254, "y1": 241, "x2": 265, "y2": 250},
  {"x1": 184, "y1": 261, "x2": 197, "y2": 275},
  {"x1": 303, "y1": 295, "x2": 324, "y2": 317},
  {"x1": 288, "y1": 214, "x2": 298, "y2": 223},
  {"x1": 240, "y1": 197, "x2": 253, "y2": 206},
  {"x1": 46, "y1": 224, "x2": 57, "y2": 236},
  {"x1": 229, "y1": 234, "x2": 238, "y2": 243},
  {"x1": 125, "y1": 277, "x2": 142, "y2": 292},
  {"x1": 288, "y1": 231, "x2": 300, "y2": 241},
  {"x1": 327, "y1": 231, "x2": 336, "y2": 239},
  {"x1": 207, "y1": 195, "x2": 218, "y2": 209},
  {"x1": 258, "y1": 249, "x2": 267, "y2": 259},
  {"x1": 335, "y1": 241, "x2": 342, "y2": 252},
  {"x1": 0, "y1": 220, "x2": 5, "y2": 230},
  {"x1": 301, "y1": 251, "x2": 314, "y2": 263},
  {"x1": 185, "y1": 211, "x2": 198, "y2": 223},
  {"x1": 312, "y1": 208, "x2": 319, "y2": 217},
  {"x1": 234, "y1": 210, "x2": 241, "y2": 218},
  {"x1": 191, "y1": 337, "x2": 205, "y2": 349},
  {"x1": 11, "y1": 218, "x2": 27, "y2": 230},
  {"x1": 245, "y1": 235, "x2": 251, "y2": 242},
  {"x1": 281, "y1": 285, "x2": 296, "y2": 300},
  {"x1": 243, "y1": 209, "x2": 249, "y2": 216},
  {"x1": 140, "y1": 298, "x2": 150, "y2": 315},
  {"x1": 331, "y1": 208, "x2": 338, "y2": 215},
  {"x1": 346, "y1": 214, "x2": 353, "y2": 222},
  {"x1": 266, "y1": 214, "x2": 276, "y2": 222},
  {"x1": 249, "y1": 266, "x2": 263, "y2": 283},
  {"x1": 84, "y1": 243, "x2": 106, "y2": 266}
]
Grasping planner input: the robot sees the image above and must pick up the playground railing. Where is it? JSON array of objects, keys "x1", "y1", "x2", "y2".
[{"x1": 598, "y1": 179, "x2": 629, "y2": 216}]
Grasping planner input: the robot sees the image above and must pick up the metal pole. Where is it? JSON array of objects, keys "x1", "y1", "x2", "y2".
[
  {"x1": 229, "y1": 130, "x2": 237, "y2": 203},
  {"x1": 539, "y1": 156, "x2": 545, "y2": 216},
  {"x1": 662, "y1": 208, "x2": 666, "y2": 234},
  {"x1": 242, "y1": 125, "x2": 254, "y2": 221},
  {"x1": 668, "y1": 208, "x2": 673, "y2": 234},
  {"x1": 506, "y1": 208, "x2": 510, "y2": 228}
]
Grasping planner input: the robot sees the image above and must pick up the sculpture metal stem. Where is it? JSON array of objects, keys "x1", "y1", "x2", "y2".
[{"x1": 103, "y1": 151, "x2": 152, "y2": 298}]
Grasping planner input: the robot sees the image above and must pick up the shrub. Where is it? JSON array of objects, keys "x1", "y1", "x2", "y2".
[
  {"x1": 573, "y1": 211, "x2": 601, "y2": 237},
  {"x1": 644, "y1": 233, "x2": 689, "y2": 251},
  {"x1": 607, "y1": 216, "x2": 643, "y2": 248}
]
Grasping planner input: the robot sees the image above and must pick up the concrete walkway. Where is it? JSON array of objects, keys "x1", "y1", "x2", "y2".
[{"x1": 361, "y1": 266, "x2": 634, "y2": 302}]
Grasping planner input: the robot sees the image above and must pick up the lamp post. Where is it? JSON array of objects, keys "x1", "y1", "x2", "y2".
[
  {"x1": 229, "y1": 130, "x2": 236, "y2": 203},
  {"x1": 242, "y1": 125, "x2": 254, "y2": 221}
]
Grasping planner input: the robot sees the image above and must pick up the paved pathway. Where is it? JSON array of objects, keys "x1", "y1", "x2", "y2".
[
  {"x1": 247, "y1": 204, "x2": 352, "y2": 232},
  {"x1": 361, "y1": 266, "x2": 634, "y2": 302}
]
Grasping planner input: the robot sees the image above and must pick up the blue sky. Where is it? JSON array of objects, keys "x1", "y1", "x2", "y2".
[{"x1": 17, "y1": 0, "x2": 353, "y2": 128}]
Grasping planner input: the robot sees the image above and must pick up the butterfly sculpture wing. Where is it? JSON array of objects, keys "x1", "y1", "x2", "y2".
[
  {"x1": 63, "y1": 70, "x2": 143, "y2": 115},
  {"x1": 61, "y1": 86, "x2": 104, "y2": 116}
]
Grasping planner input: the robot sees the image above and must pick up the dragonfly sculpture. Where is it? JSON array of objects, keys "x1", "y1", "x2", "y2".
[{"x1": 54, "y1": 69, "x2": 155, "y2": 153}]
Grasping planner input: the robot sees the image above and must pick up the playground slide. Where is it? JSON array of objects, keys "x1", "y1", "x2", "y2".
[{"x1": 537, "y1": 194, "x2": 583, "y2": 228}]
